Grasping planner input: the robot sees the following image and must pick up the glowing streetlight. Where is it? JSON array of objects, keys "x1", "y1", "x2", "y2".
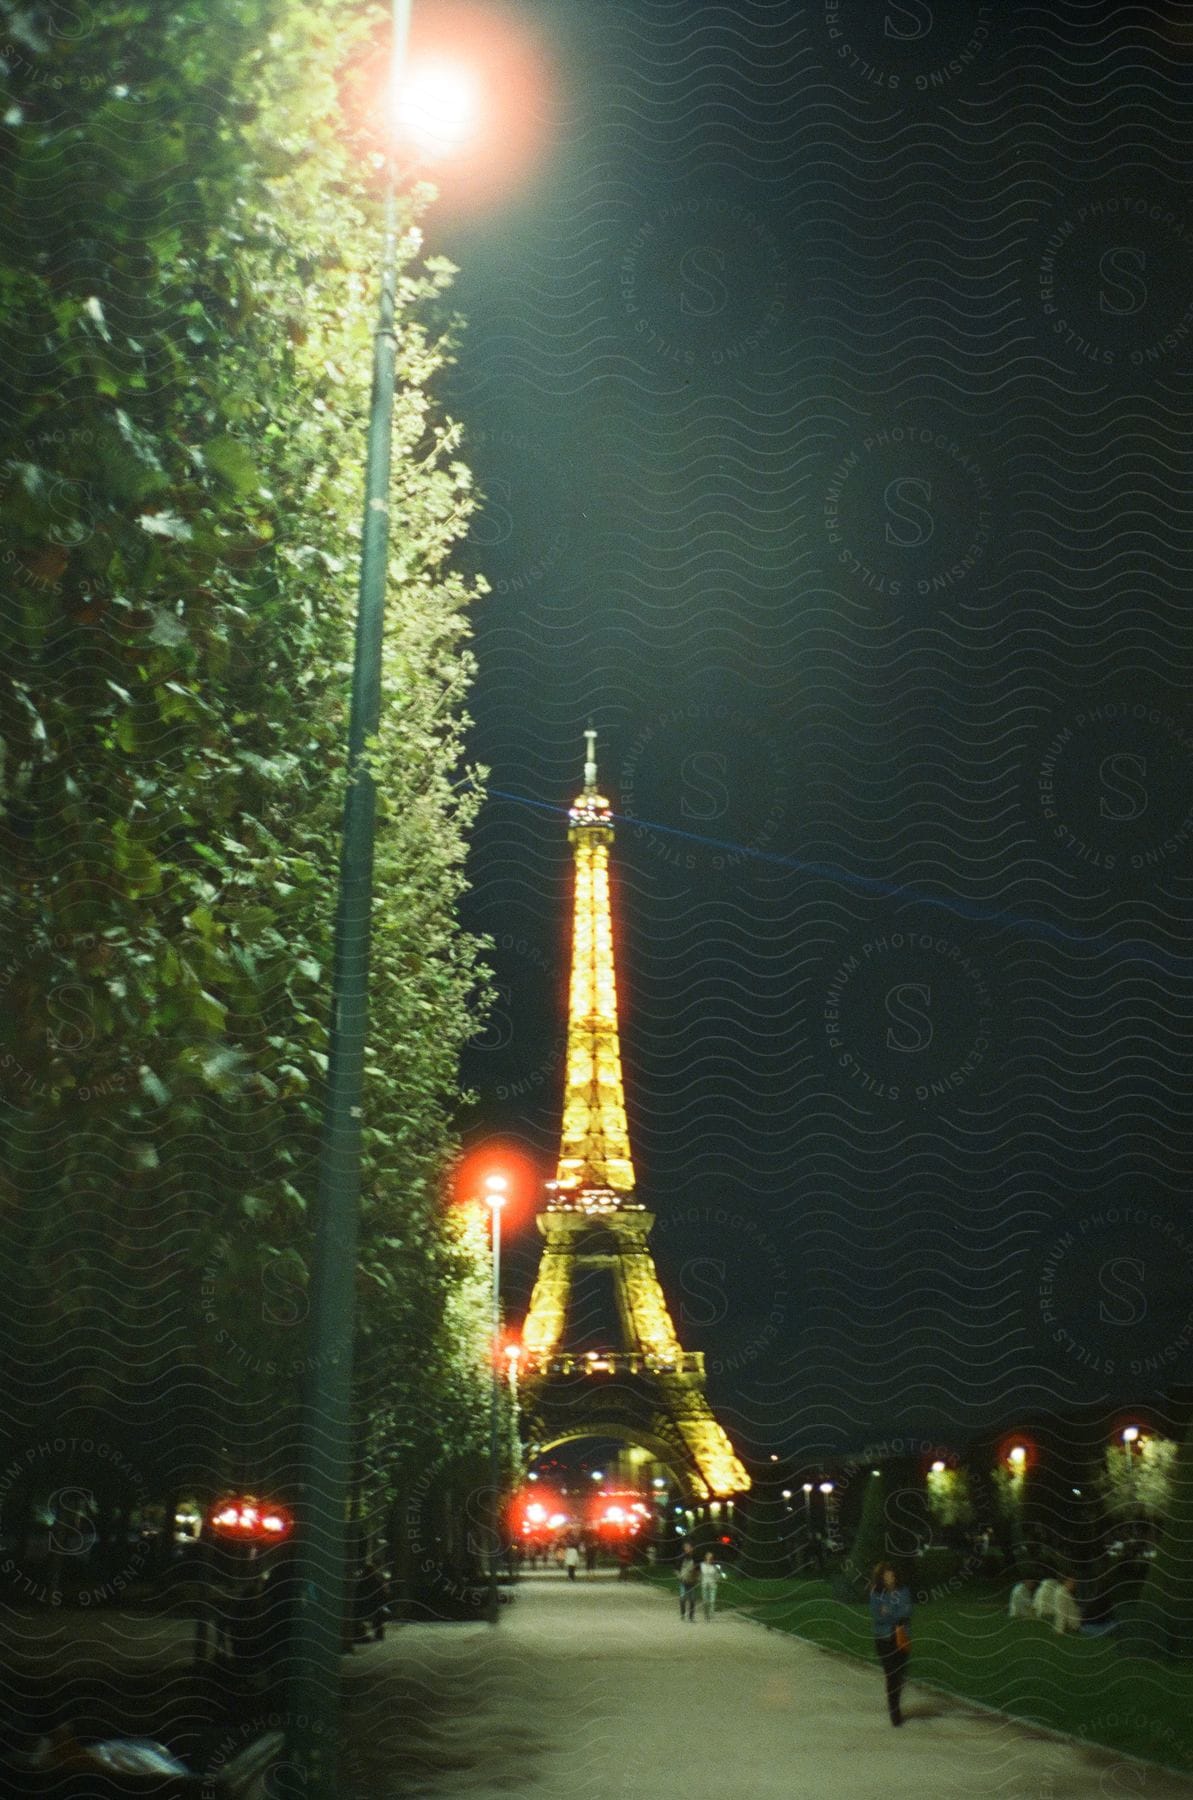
[
  {"x1": 1122, "y1": 1425, "x2": 1141, "y2": 1444},
  {"x1": 818, "y1": 1482, "x2": 834, "y2": 1495},
  {"x1": 797, "y1": 1483, "x2": 814, "y2": 1553},
  {"x1": 282, "y1": 5, "x2": 496, "y2": 1791},
  {"x1": 392, "y1": 56, "x2": 483, "y2": 161},
  {"x1": 1008, "y1": 1445, "x2": 1027, "y2": 1468},
  {"x1": 930, "y1": 1460, "x2": 946, "y2": 1474},
  {"x1": 482, "y1": 1170, "x2": 510, "y2": 1626}
]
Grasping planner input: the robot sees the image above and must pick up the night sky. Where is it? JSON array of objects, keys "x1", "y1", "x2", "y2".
[{"x1": 429, "y1": 0, "x2": 1193, "y2": 1463}]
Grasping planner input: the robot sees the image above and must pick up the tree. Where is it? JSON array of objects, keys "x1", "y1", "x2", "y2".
[
  {"x1": 925, "y1": 1465, "x2": 975, "y2": 1536},
  {"x1": 840, "y1": 1470, "x2": 890, "y2": 1600},
  {"x1": 738, "y1": 1472, "x2": 790, "y2": 1580},
  {"x1": 0, "y1": 0, "x2": 492, "y2": 1521},
  {"x1": 1137, "y1": 1426, "x2": 1193, "y2": 1658},
  {"x1": 1098, "y1": 1437, "x2": 1177, "y2": 1529}
]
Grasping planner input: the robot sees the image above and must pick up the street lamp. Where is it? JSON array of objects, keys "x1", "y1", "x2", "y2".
[
  {"x1": 281, "y1": 2, "x2": 420, "y2": 1791},
  {"x1": 1122, "y1": 1426, "x2": 1144, "y2": 1537},
  {"x1": 280, "y1": 8, "x2": 499, "y2": 1776},
  {"x1": 483, "y1": 1172, "x2": 508, "y2": 1625}
]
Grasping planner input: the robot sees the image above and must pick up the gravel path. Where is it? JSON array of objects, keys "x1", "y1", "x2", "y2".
[{"x1": 341, "y1": 1571, "x2": 1193, "y2": 1799}]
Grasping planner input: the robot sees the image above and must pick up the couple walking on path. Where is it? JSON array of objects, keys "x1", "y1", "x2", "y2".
[{"x1": 677, "y1": 1543, "x2": 724, "y2": 1622}]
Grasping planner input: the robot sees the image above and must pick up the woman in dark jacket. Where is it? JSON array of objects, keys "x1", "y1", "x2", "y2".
[{"x1": 868, "y1": 1562, "x2": 912, "y2": 1726}]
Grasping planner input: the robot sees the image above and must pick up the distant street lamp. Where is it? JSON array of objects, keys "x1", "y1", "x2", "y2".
[
  {"x1": 484, "y1": 1172, "x2": 508, "y2": 1625},
  {"x1": 1121, "y1": 1426, "x2": 1144, "y2": 1535}
]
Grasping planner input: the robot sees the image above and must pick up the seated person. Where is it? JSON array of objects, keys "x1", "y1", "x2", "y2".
[
  {"x1": 1008, "y1": 1577, "x2": 1037, "y2": 1619},
  {"x1": 1052, "y1": 1574, "x2": 1082, "y2": 1635},
  {"x1": 1032, "y1": 1576, "x2": 1060, "y2": 1623}
]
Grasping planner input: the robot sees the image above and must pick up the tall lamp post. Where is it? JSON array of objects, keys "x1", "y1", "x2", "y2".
[
  {"x1": 278, "y1": 3, "x2": 492, "y2": 1790},
  {"x1": 280, "y1": 4, "x2": 414, "y2": 1792},
  {"x1": 483, "y1": 1173, "x2": 508, "y2": 1623},
  {"x1": 1122, "y1": 1425, "x2": 1143, "y2": 1538}
]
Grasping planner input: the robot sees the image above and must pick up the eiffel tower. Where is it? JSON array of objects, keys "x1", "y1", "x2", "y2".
[{"x1": 517, "y1": 730, "x2": 750, "y2": 1502}]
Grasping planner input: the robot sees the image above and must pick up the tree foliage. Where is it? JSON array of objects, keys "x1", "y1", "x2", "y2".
[
  {"x1": 0, "y1": 0, "x2": 493, "y2": 1508},
  {"x1": 1138, "y1": 1426, "x2": 1193, "y2": 1658},
  {"x1": 1097, "y1": 1438, "x2": 1177, "y2": 1524}
]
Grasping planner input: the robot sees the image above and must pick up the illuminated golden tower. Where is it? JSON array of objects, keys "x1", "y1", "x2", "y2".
[{"x1": 519, "y1": 730, "x2": 750, "y2": 1501}]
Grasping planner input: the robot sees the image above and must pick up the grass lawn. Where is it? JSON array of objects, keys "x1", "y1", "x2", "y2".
[{"x1": 650, "y1": 1571, "x2": 1193, "y2": 1776}]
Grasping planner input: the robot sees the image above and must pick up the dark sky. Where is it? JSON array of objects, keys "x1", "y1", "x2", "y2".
[{"x1": 431, "y1": 0, "x2": 1193, "y2": 1463}]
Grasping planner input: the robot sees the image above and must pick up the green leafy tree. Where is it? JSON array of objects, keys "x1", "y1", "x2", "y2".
[
  {"x1": 840, "y1": 1470, "x2": 889, "y2": 1599},
  {"x1": 738, "y1": 1471, "x2": 790, "y2": 1580},
  {"x1": 1098, "y1": 1437, "x2": 1177, "y2": 1527},
  {"x1": 1138, "y1": 1427, "x2": 1193, "y2": 1658},
  {"x1": 0, "y1": 0, "x2": 493, "y2": 1519}
]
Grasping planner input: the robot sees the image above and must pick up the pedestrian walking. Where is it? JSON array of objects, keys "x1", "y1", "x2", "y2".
[
  {"x1": 869, "y1": 1562, "x2": 911, "y2": 1727},
  {"x1": 678, "y1": 1545, "x2": 699, "y2": 1622},
  {"x1": 700, "y1": 1551, "x2": 723, "y2": 1621},
  {"x1": 564, "y1": 1542, "x2": 580, "y2": 1582}
]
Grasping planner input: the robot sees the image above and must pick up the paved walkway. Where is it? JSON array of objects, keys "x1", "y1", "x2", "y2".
[{"x1": 342, "y1": 1571, "x2": 1193, "y2": 1798}]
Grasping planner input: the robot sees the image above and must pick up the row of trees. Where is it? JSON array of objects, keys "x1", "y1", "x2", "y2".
[
  {"x1": 733, "y1": 1418, "x2": 1193, "y2": 1655},
  {"x1": 0, "y1": 0, "x2": 495, "y2": 1580}
]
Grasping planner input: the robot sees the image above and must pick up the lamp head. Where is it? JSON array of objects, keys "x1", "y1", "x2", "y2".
[
  {"x1": 483, "y1": 1172, "x2": 509, "y2": 1209},
  {"x1": 392, "y1": 56, "x2": 482, "y2": 162}
]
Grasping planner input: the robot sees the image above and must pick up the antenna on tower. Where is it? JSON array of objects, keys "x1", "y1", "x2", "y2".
[{"x1": 583, "y1": 722, "x2": 597, "y2": 794}]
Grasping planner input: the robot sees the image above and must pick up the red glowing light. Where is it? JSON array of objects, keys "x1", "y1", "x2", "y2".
[
  {"x1": 209, "y1": 1495, "x2": 292, "y2": 1541},
  {"x1": 454, "y1": 1143, "x2": 538, "y2": 1226}
]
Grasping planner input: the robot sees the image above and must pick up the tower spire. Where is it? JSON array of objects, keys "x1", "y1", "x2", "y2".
[{"x1": 553, "y1": 726, "x2": 635, "y2": 1203}]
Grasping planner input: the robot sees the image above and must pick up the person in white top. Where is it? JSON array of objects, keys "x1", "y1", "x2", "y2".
[
  {"x1": 1052, "y1": 1575, "x2": 1082, "y2": 1634},
  {"x1": 1032, "y1": 1576, "x2": 1060, "y2": 1624},
  {"x1": 563, "y1": 1543, "x2": 580, "y2": 1582},
  {"x1": 1008, "y1": 1578, "x2": 1037, "y2": 1619},
  {"x1": 700, "y1": 1551, "x2": 724, "y2": 1621}
]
